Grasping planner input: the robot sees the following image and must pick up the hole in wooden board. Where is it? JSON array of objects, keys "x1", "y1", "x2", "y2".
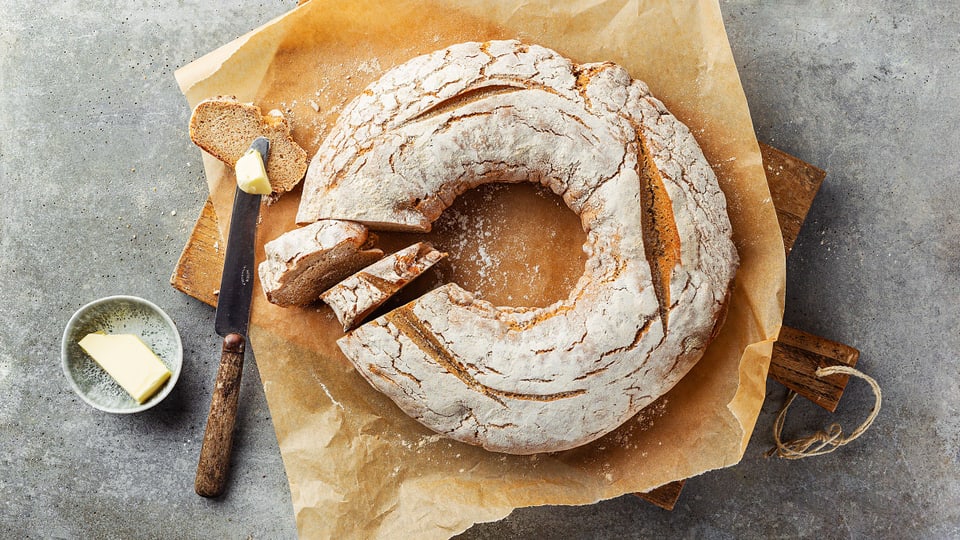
[{"x1": 375, "y1": 182, "x2": 588, "y2": 309}]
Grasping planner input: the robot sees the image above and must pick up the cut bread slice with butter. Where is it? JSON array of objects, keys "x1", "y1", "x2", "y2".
[{"x1": 189, "y1": 96, "x2": 307, "y2": 200}]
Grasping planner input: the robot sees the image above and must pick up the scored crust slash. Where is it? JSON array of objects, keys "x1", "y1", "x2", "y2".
[{"x1": 189, "y1": 40, "x2": 739, "y2": 455}]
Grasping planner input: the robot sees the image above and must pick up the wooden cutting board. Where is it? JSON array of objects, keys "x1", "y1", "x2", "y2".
[{"x1": 170, "y1": 142, "x2": 859, "y2": 510}]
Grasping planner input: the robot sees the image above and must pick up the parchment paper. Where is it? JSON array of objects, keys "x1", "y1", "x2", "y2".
[{"x1": 175, "y1": 1, "x2": 785, "y2": 537}]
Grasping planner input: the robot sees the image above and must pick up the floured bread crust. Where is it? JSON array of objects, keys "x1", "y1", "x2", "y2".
[
  {"x1": 320, "y1": 242, "x2": 446, "y2": 331},
  {"x1": 259, "y1": 220, "x2": 384, "y2": 307},
  {"x1": 306, "y1": 40, "x2": 739, "y2": 454}
]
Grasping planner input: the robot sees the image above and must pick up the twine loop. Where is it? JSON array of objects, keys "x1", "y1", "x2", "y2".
[{"x1": 765, "y1": 365, "x2": 881, "y2": 459}]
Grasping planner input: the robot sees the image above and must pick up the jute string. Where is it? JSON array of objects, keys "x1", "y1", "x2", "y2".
[{"x1": 765, "y1": 365, "x2": 882, "y2": 459}]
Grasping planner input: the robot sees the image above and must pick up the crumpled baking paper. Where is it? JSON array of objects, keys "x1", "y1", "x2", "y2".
[{"x1": 175, "y1": 0, "x2": 785, "y2": 537}]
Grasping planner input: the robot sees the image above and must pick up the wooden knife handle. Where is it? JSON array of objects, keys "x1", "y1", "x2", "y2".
[{"x1": 195, "y1": 333, "x2": 245, "y2": 498}]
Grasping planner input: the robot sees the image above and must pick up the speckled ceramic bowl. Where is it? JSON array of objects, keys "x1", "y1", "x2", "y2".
[{"x1": 61, "y1": 295, "x2": 183, "y2": 413}]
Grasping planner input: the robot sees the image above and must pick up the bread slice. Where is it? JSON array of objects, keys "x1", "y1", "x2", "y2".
[
  {"x1": 320, "y1": 242, "x2": 446, "y2": 331},
  {"x1": 258, "y1": 220, "x2": 384, "y2": 307},
  {"x1": 190, "y1": 96, "x2": 308, "y2": 198}
]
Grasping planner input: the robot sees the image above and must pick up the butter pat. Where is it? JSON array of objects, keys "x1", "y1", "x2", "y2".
[
  {"x1": 235, "y1": 147, "x2": 271, "y2": 195},
  {"x1": 78, "y1": 332, "x2": 172, "y2": 404}
]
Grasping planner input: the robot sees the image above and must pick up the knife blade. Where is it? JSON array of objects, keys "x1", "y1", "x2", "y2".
[{"x1": 195, "y1": 136, "x2": 269, "y2": 498}]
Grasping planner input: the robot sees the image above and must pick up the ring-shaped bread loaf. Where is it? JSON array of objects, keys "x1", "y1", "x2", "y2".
[{"x1": 297, "y1": 40, "x2": 739, "y2": 454}]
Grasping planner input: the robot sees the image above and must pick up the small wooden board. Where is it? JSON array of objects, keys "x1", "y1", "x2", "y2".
[
  {"x1": 169, "y1": 142, "x2": 851, "y2": 511},
  {"x1": 769, "y1": 326, "x2": 859, "y2": 413}
]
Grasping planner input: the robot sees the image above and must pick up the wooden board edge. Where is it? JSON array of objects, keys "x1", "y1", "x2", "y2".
[
  {"x1": 759, "y1": 142, "x2": 826, "y2": 256},
  {"x1": 634, "y1": 479, "x2": 686, "y2": 511},
  {"x1": 170, "y1": 198, "x2": 222, "y2": 308}
]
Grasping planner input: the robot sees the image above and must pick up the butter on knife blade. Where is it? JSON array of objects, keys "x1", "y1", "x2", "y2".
[{"x1": 235, "y1": 146, "x2": 271, "y2": 195}]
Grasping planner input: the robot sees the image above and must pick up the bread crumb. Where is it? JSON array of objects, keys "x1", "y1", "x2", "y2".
[
  {"x1": 357, "y1": 58, "x2": 381, "y2": 75},
  {"x1": 416, "y1": 434, "x2": 443, "y2": 449},
  {"x1": 317, "y1": 380, "x2": 344, "y2": 410}
]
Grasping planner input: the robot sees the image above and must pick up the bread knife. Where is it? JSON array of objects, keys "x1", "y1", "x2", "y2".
[{"x1": 194, "y1": 136, "x2": 268, "y2": 498}]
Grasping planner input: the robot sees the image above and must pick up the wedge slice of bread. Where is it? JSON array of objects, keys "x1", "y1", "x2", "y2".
[
  {"x1": 320, "y1": 242, "x2": 446, "y2": 331},
  {"x1": 190, "y1": 96, "x2": 308, "y2": 198},
  {"x1": 259, "y1": 220, "x2": 384, "y2": 307}
]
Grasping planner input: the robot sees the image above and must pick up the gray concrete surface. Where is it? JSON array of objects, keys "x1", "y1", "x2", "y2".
[{"x1": 1, "y1": 1, "x2": 957, "y2": 538}]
